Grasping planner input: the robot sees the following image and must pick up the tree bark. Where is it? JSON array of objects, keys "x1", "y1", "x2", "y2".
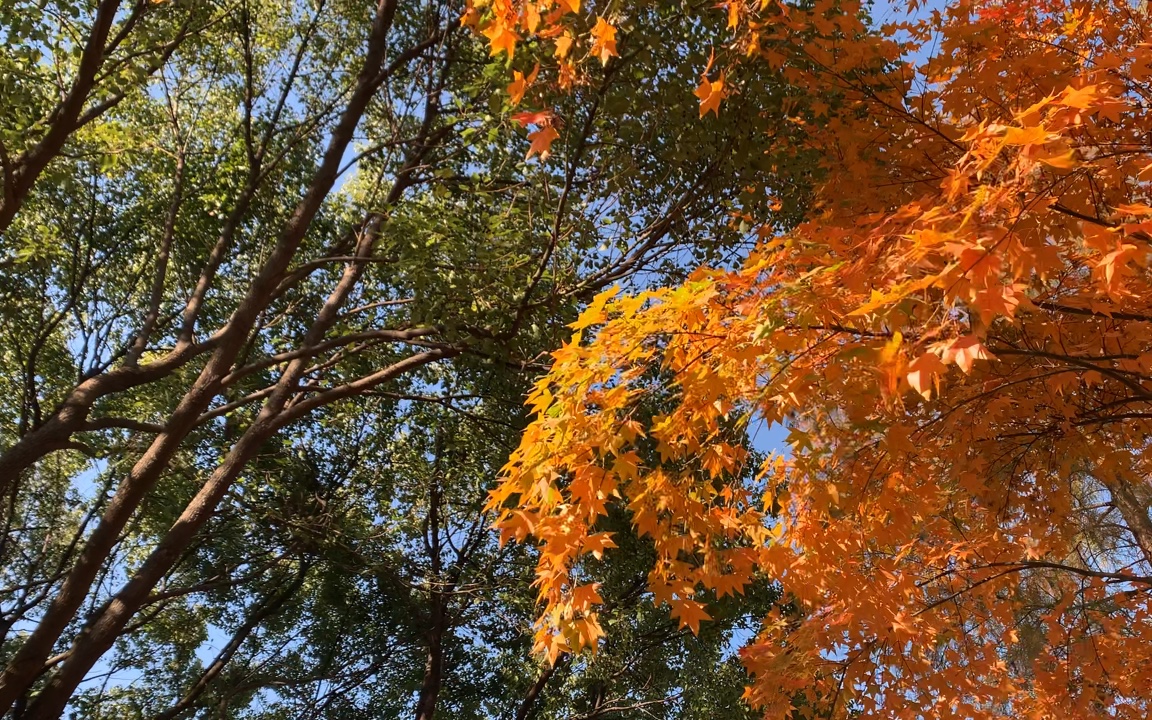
[
  {"x1": 414, "y1": 603, "x2": 446, "y2": 720},
  {"x1": 515, "y1": 655, "x2": 570, "y2": 720}
]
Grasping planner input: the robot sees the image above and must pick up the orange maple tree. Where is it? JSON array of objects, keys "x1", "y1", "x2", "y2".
[{"x1": 476, "y1": 0, "x2": 1152, "y2": 717}]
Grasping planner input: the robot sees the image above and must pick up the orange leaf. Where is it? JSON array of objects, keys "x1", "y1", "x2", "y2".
[
  {"x1": 669, "y1": 598, "x2": 711, "y2": 635},
  {"x1": 570, "y1": 583, "x2": 603, "y2": 613},
  {"x1": 1038, "y1": 151, "x2": 1077, "y2": 169},
  {"x1": 523, "y1": 2, "x2": 541, "y2": 34},
  {"x1": 1059, "y1": 84, "x2": 1101, "y2": 110},
  {"x1": 590, "y1": 17, "x2": 618, "y2": 66},
  {"x1": 906, "y1": 351, "x2": 947, "y2": 400},
  {"x1": 572, "y1": 615, "x2": 604, "y2": 649},
  {"x1": 1002, "y1": 125, "x2": 1049, "y2": 146},
  {"x1": 512, "y1": 109, "x2": 553, "y2": 128},
  {"x1": 1115, "y1": 203, "x2": 1152, "y2": 216},
  {"x1": 582, "y1": 532, "x2": 617, "y2": 559},
  {"x1": 482, "y1": 19, "x2": 519, "y2": 58},
  {"x1": 570, "y1": 285, "x2": 619, "y2": 330},
  {"x1": 526, "y1": 126, "x2": 560, "y2": 160},
  {"x1": 554, "y1": 31, "x2": 574, "y2": 58},
  {"x1": 507, "y1": 72, "x2": 527, "y2": 106},
  {"x1": 459, "y1": 4, "x2": 480, "y2": 29},
  {"x1": 943, "y1": 336, "x2": 995, "y2": 374},
  {"x1": 695, "y1": 73, "x2": 725, "y2": 118},
  {"x1": 506, "y1": 63, "x2": 539, "y2": 106}
]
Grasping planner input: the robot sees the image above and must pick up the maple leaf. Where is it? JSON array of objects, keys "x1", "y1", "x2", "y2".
[
  {"x1": 572, "y1": 615, "x2": 604, "y2": 649},
  {"x1": 570, "y1": 285, "x2": 619, "y2": 330},
  {"x1": 570, "y1": 583, "x2": 603, "y2": 613},
  {"x1": 711, "y1": 573, "x2": 747, "y2": 599},
  {"x1": 526, "y1": 379, "x2": 553, "y2": 415},
  {"x1": 1058, "y1": 83, "x2": 1101, "y2": 110},
  {"x1": 695, "y1": 74, "x2": 725, "y2": 118},
  {"x1": 556, "y1": 0, "x2": 579, "y2": 14},
  {"x1": 906, "y1": 351, "x2": 947, "y2": 400},
  {"x1": 669, "y1": 598, "x2": 711, "y2": 635},
  {"x1": 1001, "y1": 125, "x2": 1049, "y2": 145},
  {"x1": 582, "y1": 532, "x2": 617, "y2": 559},
  {"x1": 526, "y1": 126, "x2": 560, "y2": 161},
  {"x1": 512, "y1": 109, "x2": 553, "y2": 128},
  {"x1": 727, "y1": 1, "x2": 740, "y2": 29},
  {"x1": 570, "y1": 465, "x2": 616, "y2": 518},
  {"x1": 482, "y1": 19, "x2": 519, "y2": 58},
  {"x1": 507, "y1": 73, "x2": 527, "y2": 106},
  {"x1": 497, "y1": 509, "x2": 538, "y2": 545},
  {"x1": 590, "y1": 17, "x2": 618, "y2": 66},
  {"x1": 1115, "y1": 203, "x2": 1152, "y2": 216},
  {"x1": 1096, "y1": 242, "x2": 1141, "y2": 296},
  {"x1": 459, "y1": 5, "x2": 480, "y2": 29},
  {"x1": 649, "y1": 581, "x2": 676, "y2": 607},
  {"x1": 523, "y1": 2, "x2": 541, "y2": 34},
  {"x1": 612, "y1": 450, "x2": 641, "y2": 480},
  {"x1": 632, "y1": 506, "x2": 660, "y2": 539},
  {"x1": 506, "y1": 63, "x2": 539, "y2": 106},
  {"x1": 534, "y1": 631, "x2": 569, "y2": 665},
  {"x1": 557, "y1": 61, "x2": 577, "y2": 90},
  {"x1": 1034, "y1": 147, "x2": 1077, "y2": 169},
  {"x1": 554, "y1": 31, "x2": 574, "y2": 58},
  {"x1": 943, "y1": 336, "x2": 995, "y2": 374}
]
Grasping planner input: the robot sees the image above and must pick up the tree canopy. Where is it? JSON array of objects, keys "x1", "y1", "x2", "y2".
[
  {"x1": 0, "y1": 0, "x2": 810, "y2": 717},
  {"x1": 492, "y1": 0, "x2": 1152, "y2": 718},
  {"x1": 8, "y1": 0, "x2": 1152, "y2": 718}
]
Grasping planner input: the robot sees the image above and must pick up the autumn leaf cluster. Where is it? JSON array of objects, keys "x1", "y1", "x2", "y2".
[{"x1": 476, "y1": 0, "x2": 1152, "y2": 717}]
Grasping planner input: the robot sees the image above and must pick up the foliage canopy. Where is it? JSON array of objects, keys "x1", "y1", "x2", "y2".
[
  {"x1": 0, "y1": 0, "x2": 807, "y2": 716},
  {"x1": 491, "y1": 0, "x2": 1152, "y2": 718}
]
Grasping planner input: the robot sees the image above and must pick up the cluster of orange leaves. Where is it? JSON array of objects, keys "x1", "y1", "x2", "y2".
[
  {"x1": 478, "y1": 0, "x2": 1152, "y2": 717},
  {"x1": 461, "y1": 0, "x2": 618, "y2": 159}
]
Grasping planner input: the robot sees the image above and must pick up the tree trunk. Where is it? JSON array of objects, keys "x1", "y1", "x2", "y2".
[{"x1": 414, "y1": 604, "x2": 445, "y2": 720}]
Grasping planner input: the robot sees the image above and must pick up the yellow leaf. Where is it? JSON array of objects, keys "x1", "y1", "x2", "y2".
[
  {"x1": 880, "y1": 331, "x2": 903, "y2": 364},
  {"x1": 1002, "y1": 125, "x2": 1050, "y2": 146},
  {"x1": 570, "y1": 285, "x2": 619, "y2": 330}
]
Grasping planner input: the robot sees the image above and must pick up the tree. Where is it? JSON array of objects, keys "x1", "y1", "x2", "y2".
[
  {"x1": 495, "y1": 0, "x2": 1152, "y2": 717},
  {"x1": 0, "y1": 0, "x2": 812, "y2": 716}
]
